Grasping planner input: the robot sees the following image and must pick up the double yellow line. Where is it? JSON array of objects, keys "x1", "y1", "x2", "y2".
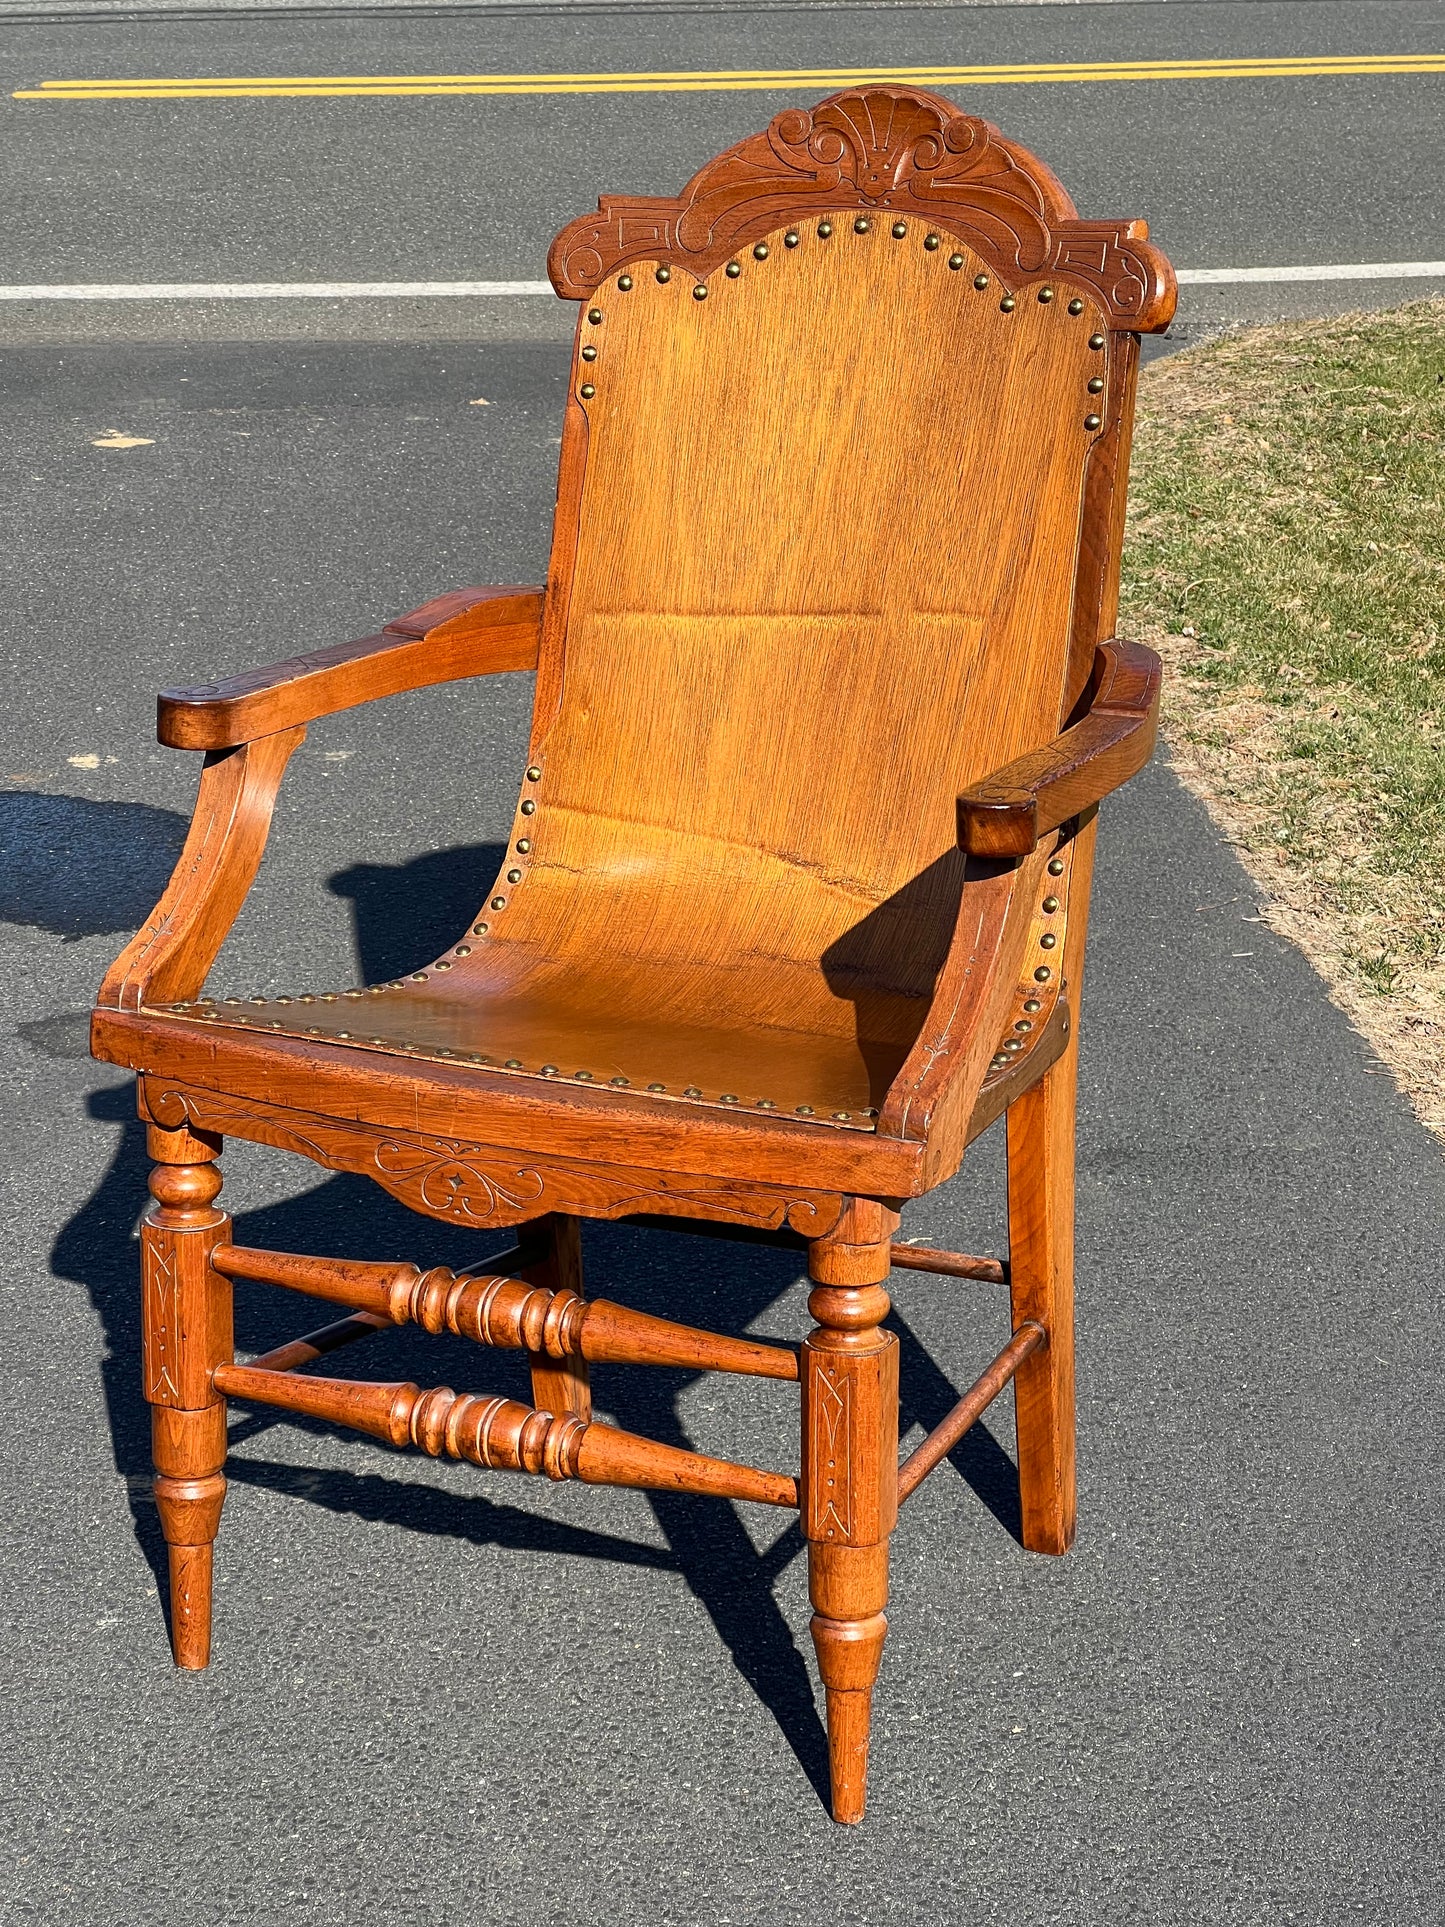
[{"x1": 15, "y1": 52, "x2": 1445, "y2": 102}]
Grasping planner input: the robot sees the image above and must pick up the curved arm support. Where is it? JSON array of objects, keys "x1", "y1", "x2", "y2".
[
  {"x1": 956, "y1": 639, "x2": 1161, "y2": 859},
  {"x1": 157, "y1": 585, "x2": 544, "y2": 750},
  {"x1": 96, "y1": 726, "x2": 306, "y2": 1013}
]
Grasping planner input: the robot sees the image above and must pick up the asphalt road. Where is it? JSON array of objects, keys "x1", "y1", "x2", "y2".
[{"x1": 2, "y1": 2, "x2": 1443, "y2": 1922}]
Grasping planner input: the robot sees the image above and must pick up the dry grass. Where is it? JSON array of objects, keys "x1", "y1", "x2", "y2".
[{"x1": 1119, "y1": 301, "x2": 1445, "y2": 1135}]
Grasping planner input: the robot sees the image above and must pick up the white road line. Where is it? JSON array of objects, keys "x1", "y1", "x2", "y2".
[
  {"x1": 0, "y1": 264, "x2": 1441, "y2": 300},
  {"x1": 0, "y1": 280, "x2": 556, "y2": 299},
  {"x1": 1177, "y1": 261, "x2": 1445, "y2": 284}
]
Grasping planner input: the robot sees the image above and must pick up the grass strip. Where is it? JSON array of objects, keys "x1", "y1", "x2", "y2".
[{"x1": 1120, "y1": 300, "x2": 1445, "y2": 1134}]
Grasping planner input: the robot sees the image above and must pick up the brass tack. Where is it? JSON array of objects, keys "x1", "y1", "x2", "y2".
[
  {"x1": 754, "y1": 243, "x2": 769, "y2": 259},
  {"x1": 579, "y1": 383, "x2": 595, "y2": 399},
  {"x1": 1038, "y1": 286, "x2": 1054, "y2": 303},
  {"x1": 784, "y1": 230, "x2": 800, "y2": 248},
  {"x1": 1085, "y1": 413, "x2": 1102, "y2": 430},
  {"x1": 1043, "y1": 895, "x2": 1060, "y2": 913},
  {"x1": 269, "y1": 1020, "x2": 283, "y2": 1029},
  {"x1": 506, "y1": 868, "x2": 522, "y2": 884},
  {"x1": 491, "y1": 896, "x2": 506, "y2": 910},
  {"x1": 647, "y1": 1082, "x2": 666, "y2": 1092},
  {"x1": 1015, "y1": 1019, "x2": 1033, "y2": 1032},
  {"x1": 541, "y1": 1064, "x2": 558, "y2": 1075},
  {"x1": 468, "y1": 1054, "x2": 486, "y2": 1064},
  {"x1": 726, "y1": 260, "x2": 741, "y2": 278},
  {"x1": 343, "y1": 989, "x2": 363, "y2": 998},
  {"x1": 251, "y1": 995, "x2": 267, "y2": 1004},
  {"x1": 818, "y1": 221, "x2": 833, "y2": 238},
  {"x1": 1004, "y1": 1039, "x2": 1022, "y2": 1051},
  {"x1": 575, "y1": 1070, "x2": 593, "y2": 1080},
  {"x1": 891, "y1": 221, "x2": 907, "y2": 239},
  {"x1": 336, "y1": 1030, "x2": 351, "y2": 1039},
  {"x1": 435, "y1": 1047, "x2": 452, "y2": 1056},
  {"x1": 863, "y1": 1107, "x2": 878, "y2": 1119},
  {"x1": 1068, "y1": 298, "x2": 1085, "y2": 315},
  {"x1": 795, "y1": 1105, "x2": 815, "y2": 1115},
  {"x1": 692, "y1": 284, "x2": 708, "y2": 300},
  {"x1": 756, "y1": 1098, "x2": 775, "y2": 1108},
  {"x1": 1024, "y1": 997, "x2": 1042, "y2": 1012},
  {"x1": 618, "y1": 275, "x2": 632, "y2": 290},
  {"x1": 526, "y1": 765, "x2": 541, "y2": 781},
  {"x1": 435, "y1": 960, "x2": 452, "y2": 971},
  {"x1": 1048, "y1": 857, "x2": 1065, "y2": 875},
  {"x1": 831, "y1": 1111, "x2": 851, "y2": 1121},
  {"x1": 320, "y1": 993, "x2": 338, "y2": 1002},
  {"x1": 1000, "y1": 296, "x2": 1016, "y2": 313},
  {"x1": 581, "y1": 345, "x2": 597, "y2": 363},
  {"x1": 853, "y1": 217, "x2": 870, "y2": 234},
  {"x1": 520, "y1": 799, "x2": 536, "y2": 815},
  {"x1": 224, "y1": 997, "x2": 242, "y2": 1004},
  {"x1": 683, "y1": 1085, "x2": 702, "y2": 1098},
  {"x1": 505, "y1": 1058, "x2": 523, "y2": 1069},
  {"x1": 306, "y1": 1025, "x2": 321, "y2": 1035},
  {"x1": 1089, "y1": 333, "x2": 1105, "y2": 350},
  {"x1": 516, "y1": 838, "x2": 531, "y2": 853},
  {"x1": 367, "y1": 985, "x2": 385, "y2": 995},
  {"x1": 370, "y1": 1035, "x2": 386, "y2": 1044},
  {"x1": 610, "y1": 1075, "x2": 630, "y2": 1086},
  {"x1": 1040, "y1": 933, "x2": 1057, "y2": 950},
  {"x1": 410, "y1": 973, "x2": 428, "y2": 982},
  {"x1": 275, "y1": 995, "x2": 292, "y2": 1004},
  {"x1": 924, "y1": 233, "x2": 940, "y2": 251},
  {"x1": 588, "y1": 308, "x2": 602, "y2": 324},
  {"x1": 719, "y1": 1093, "x2": 739, "y2": 1104},
  {"x1": 1035, "y1": 966, "x2": 1052, "y2": 982},
  {"x1": 455, "y1": 945, "x2": 471, "y2": 957},
  {"x1": 949, "y1": 254, "x2": 965, "y2": 271},
  {"x1": 473, "y1": 923, "x2": 489, "y2": 935},
  {"x1": 1088, "y1": 377, "x2": 1105, "y2": 394},
  {"x1": 655, "y1": 265, "x2": 670, "y2": 283}
]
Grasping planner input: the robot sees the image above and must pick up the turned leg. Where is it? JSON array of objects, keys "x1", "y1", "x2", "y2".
[
  {"x1": 803, "y1": 1199, "x2": 900, "y2": 1824},
  {"x1": 1006, "y1": 1040, "x2": 1078, "y2": 1555},
  {"x1": 519, "y1": 1213, "x2": 591, "y2": 1420},
  {"x1": 142, "y1": 1120, "x2": 233, "y2": 1668}
]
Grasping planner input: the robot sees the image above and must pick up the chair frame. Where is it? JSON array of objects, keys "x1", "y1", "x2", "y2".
[{"x1": 92, "y1": 87, "x2": 1175, "y2": 1824}]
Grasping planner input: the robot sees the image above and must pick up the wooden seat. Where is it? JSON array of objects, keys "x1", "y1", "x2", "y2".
[{"x1": 92, "y1": 86, "x2": 1175, "y2": 1824}]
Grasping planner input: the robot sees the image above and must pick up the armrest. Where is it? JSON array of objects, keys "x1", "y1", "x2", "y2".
[
  {"x1": 96, "y1": 726, "x2": 306, "y2": 1013},
  {"x1": 956, "y1": 639, "x2": 1161, "y2": 859},
  {"x1": 157, "y1": 585, "x2": 545, "y2": 750}
]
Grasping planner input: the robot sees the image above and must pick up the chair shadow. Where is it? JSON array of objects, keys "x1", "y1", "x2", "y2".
[{"x1": 60, "y1": 833, "x2": 1023, "y2": 1812}]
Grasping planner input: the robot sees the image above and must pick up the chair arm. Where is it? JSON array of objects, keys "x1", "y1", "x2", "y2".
[
  {"x1": 96, "y1": 725, "x2": 306, "y2": 1013},
  {"x1": 956, "y1": 639, "x2": 1162, "y2": 859},
  {"x1": 156, "y1": 585, "x2": 545, "y2": 750}
]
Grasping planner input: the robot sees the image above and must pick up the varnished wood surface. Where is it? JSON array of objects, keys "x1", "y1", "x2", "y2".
[
  {"x1": 896, "y1": 1320, "x2": 1045, "y2": 1502},
  {"x1": 213, "y1": 1363, "x2": 799, "y2": 1507},
  {"x1": 88, "y1": 87, "x2": 1174, "y2": 1826},
  {"x1": 549, "y1": 87, "x2": 1176, "y2": 333},
  {"x1": 157, "y1": 587, "x2": 543, "y2": 750},
  {"x1": 96, "y1": 726, "x2": 305, "y2": 1014},
  {"x1": 957, "y1": 639, "x2": 1162, "y2": 858}
]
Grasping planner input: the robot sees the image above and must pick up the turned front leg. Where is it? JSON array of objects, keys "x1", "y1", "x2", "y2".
[
  {"x1": 142, "y1": 1120, "x2": 232, "y2": 1668},
  {"x1": 803, "y1": 1200, "x2": 900, "y2": 1825}
]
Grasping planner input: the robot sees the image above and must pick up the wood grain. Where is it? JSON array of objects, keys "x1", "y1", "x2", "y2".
[
  {"x1": 157, "y1": 588, "x2": 543, "y2": 750},
  {"x1": 549, "y1": 86, "x2": 1176, "y2": 332},
  {"x1": 957, "y1": 639, "x2": 1161, "y2": 857}
]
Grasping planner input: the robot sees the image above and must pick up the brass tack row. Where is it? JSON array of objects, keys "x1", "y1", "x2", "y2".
[{"x1": 163, "y1": 995, "x2": 883, "y2": 1129}]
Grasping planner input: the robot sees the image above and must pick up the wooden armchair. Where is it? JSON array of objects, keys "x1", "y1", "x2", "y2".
[{"x1": 92, "y1": 88, "x2": 1174, "y2": 1824}]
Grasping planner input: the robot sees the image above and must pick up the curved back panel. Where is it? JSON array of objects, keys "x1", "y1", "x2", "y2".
[{"x1": 476, "y1": 91, "x2": 1174, "y2": 1061}]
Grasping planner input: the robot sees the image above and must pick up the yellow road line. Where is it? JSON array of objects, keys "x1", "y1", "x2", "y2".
[{"x1": 14, "y1": 53, "x2": 1445, "y2": 101}]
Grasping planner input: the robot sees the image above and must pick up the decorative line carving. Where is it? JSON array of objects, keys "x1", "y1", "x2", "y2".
[
  {"x1": 142, "y1": 1228, "x2": 181, "y2": 1403},
  {"x1": 811, "y1": 1363, "x2": 853, "y2": 1541},
  {"x1": 548, "y1": 86, "x2": 1175, "y2": 330},
  {"x1": 141, "y1": 1080, "x2": 845, "y2": 1238}
]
